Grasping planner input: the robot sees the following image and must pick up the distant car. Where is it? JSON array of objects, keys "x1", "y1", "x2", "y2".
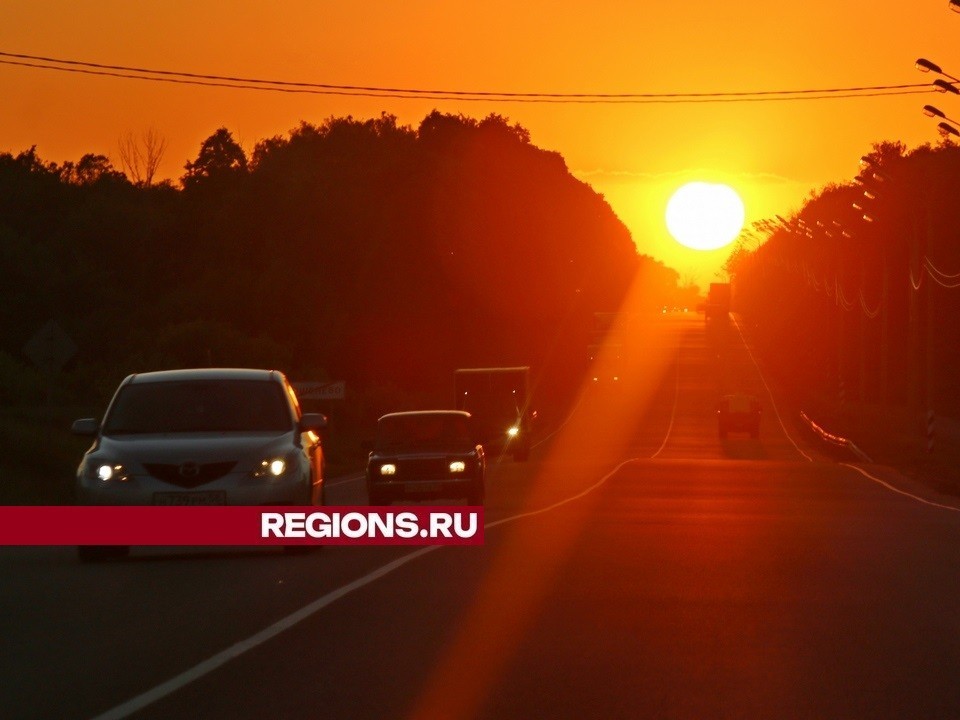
[
  {"x1": 588, "y1": 344, "x2": 622, "y2": 386},
  {"x1": 72, "y1": 368, "x2": 327, "y2": 560},
  {"x1": 366, "y1": 410, "x2": 485, "y2": 505},
  {"x1": 717, "y1": 394, "x2": 761, "y2": 439}
]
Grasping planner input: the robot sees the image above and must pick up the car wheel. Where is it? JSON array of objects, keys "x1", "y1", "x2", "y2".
[{"x1": 78, "y1": 545, "x2": 129, "y2": 563}]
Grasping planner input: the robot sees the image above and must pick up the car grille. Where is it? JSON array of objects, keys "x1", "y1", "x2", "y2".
[
  {"x1": 397, "y1": 458, "x2": 453, "y2": 481},
  {"x1": 143, "y1": 461, "x2": 237, "y2": 489}
]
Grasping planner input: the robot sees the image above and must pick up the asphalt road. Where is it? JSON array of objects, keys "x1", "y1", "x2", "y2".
[{"x1": 4, "y1": 312, "x2": 960, "y2": 719}]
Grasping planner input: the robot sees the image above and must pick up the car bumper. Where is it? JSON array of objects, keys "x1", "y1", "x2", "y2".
[
  {"x1": 718, "y1": 414, "x2": 760, "y2": 430},
  {"x1": 366, "y1": 476, "x2": 481, "y2": 501},
  {"x1": 76, "y1": 473, "x2": 314, "y2": 506}
]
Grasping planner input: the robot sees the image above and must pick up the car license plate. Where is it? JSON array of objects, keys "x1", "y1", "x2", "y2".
[
  {"x1": 406, "y1": 482, "x2": 442, "y2": 493},
  {"x1": 153, "y1": 491, "x2": 227, "y2": 506}
]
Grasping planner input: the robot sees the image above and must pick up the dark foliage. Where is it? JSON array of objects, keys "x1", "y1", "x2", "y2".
[
  {"x1": 1, "y1": 112, "x2": 678, "y2": 416},
  {"x1": 727, "y1": 140, "x2": 960, "y2": 419}
]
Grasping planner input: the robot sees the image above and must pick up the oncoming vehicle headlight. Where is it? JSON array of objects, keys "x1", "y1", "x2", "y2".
[
  {"x1": 507, "y1": 426, "x2": 520, "y2": 438},
  {"x1": 380, "y1": 463, "x2": 397, "y2": 476},
  {"x1": 449, "y1": 461, "x2": 466, "y2": 473},
  {"x1": 254, "y1": 458, "x2": 288, "y2": 478},
  {"x1": 94, "y1": 463, "x2": 131, "y2": 482}
]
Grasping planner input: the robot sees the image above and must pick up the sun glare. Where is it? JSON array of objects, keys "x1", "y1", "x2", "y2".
[{"x1": 665, "y1": 182, "x2": 745, "y2": 251}]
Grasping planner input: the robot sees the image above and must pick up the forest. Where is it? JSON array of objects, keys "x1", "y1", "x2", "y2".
[
  {"x1": 727, "y1": 140, "x2": 960, "y2": 459},
  {"x1": 0, "y1": 111, "x2": 683, "y2": 426}
]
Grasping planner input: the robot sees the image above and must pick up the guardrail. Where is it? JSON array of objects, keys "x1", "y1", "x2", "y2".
[{"x1": 799, "y1": 410, "x2": 873, "y2": 463}]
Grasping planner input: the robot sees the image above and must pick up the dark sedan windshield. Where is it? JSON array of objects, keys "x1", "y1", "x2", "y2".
[
  {"x1": 376, "y1": 414, "x2": 473, "y2": 452},
  {"x1": 103, "y1": 380, "x2": 292, "y2": 434}
]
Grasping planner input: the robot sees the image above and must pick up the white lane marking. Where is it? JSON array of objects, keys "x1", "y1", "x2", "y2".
[
  {"x1": 841, "y1": 463, "x2": 960, "y2": 513},
  {"x1": 327, "y1": 472, "x2": 364, "y2": 488},
  {"x1": 731, "y1": 315, "x2": 813, "y2": 462},
  {"x1": 89, "y1": 546, "x2": 437, "y2": 720},
  {"x1": 650, "y1": 340, "x2": 681, "y2": 459},
  {"x1": 484, "y1": 458, "x2": 638, "y2": 530},
  {"x1": 91, "y1": 345, "x2": 681, "y2": 720}
]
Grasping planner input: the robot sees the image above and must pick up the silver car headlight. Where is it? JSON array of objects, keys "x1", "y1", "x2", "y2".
[
  {"x1": 87, "y1": 462, "x2": 132, "y2": 482},
  {"x1": 252, "y1": 457, "x2": 290, "y2": 479}
]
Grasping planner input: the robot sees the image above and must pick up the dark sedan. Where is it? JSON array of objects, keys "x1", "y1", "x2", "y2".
[{"x1": 366, "y1": 410, "x2": 485, "y2": 505}]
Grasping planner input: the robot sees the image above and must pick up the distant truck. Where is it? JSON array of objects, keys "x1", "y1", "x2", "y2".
[
  {"x1": 705, "y1": 282, "x2": 731, "y2": 322},
  {"x1": 454, "y1": 366, "x2": 532, "y2": 461}
]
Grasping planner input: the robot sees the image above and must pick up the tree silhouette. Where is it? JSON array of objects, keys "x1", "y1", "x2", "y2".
[
  {"x1": 182, "y1": 127, "x2": 247, "y2": 189},
  {"x1": 728, "y1": 139, "x2": 960, "y2": 425},
  {"x1": 118, "y1": 129, "x2": 167, "y2": 186}
]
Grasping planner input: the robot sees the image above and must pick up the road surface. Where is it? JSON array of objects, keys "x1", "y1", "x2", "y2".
[{"x1": 3, "y1": 312, "x2": 960, "y2": 719}]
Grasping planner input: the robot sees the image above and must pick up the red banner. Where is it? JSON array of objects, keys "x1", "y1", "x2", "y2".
[{"x1": 0, "y1": 506, "x2": 484, "y2": 546}]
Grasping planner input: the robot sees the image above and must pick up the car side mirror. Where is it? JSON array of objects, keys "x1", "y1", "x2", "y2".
[
  {"x1": 71, "y1": 418, "x2": 99, "y2": 436},
  {"x1": 299, "y1": 413, "x2": 327, "y2": 433}
]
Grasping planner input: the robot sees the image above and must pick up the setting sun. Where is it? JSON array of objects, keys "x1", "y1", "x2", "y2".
[{"x1": 665, "y1": 182, "x2": 745, "y2": 252}]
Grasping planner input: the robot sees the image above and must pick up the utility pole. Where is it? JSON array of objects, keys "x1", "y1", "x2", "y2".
[
  {"x1": 880, "y1": 245, "x2": 889, "y2": 406},
  {"x1": 908, "y1": 215, "x2": 922, "y2": 412}
]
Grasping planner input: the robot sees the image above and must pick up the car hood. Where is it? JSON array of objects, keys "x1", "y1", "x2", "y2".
[
  {"x1": 94, "y1": 432, "x2": 294, "y2": 466},
  {"x1": 370, "y1": 448, "x2": 477, "y2": 460}
]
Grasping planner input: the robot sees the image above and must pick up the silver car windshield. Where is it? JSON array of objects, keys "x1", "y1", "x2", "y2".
[
  {"x1": 102, "y1": 380, "x2": 292, "y2": 434},
  {"x1": 376, "y1": 415, "x2": 473, "y2": 452}
]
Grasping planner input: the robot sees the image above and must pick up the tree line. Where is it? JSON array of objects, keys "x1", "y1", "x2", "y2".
[
  {"x1": 727, "y1": 140, "x2": 960, "y2": 425},
  {"x1": 1, "y1": 111, "x2": 683, "y2": 422}
]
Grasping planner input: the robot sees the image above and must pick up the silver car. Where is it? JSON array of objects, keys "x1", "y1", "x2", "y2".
[{"x1": 72, "y1": 368, "x2": 327, "y2": 558}]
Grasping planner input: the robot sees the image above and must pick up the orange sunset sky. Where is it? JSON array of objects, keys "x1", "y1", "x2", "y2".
[{"x1": 3, "y1": 1, "x2": 958, "y2": 286}]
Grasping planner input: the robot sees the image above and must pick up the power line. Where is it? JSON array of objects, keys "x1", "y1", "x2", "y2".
[
  {"x1": 923, "y1": 258, "x2": 960, "y2": 288},
  {"x1": 924, "y1": 255, "x2": 960, "y2": 280},
  {"x1": 0, "y1": 49, "x2": 941, "y2": 103}
]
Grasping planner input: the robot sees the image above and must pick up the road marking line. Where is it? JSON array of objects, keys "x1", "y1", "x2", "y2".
[
  {"x1": 89, "y1": 546, "x2": 437, "y2": 720},
  {"x1": 650, "y1": 340, "x2": 681, "y2": 459},
  {"x1": 840, "y1": 463, "x2": 960, "y2": 513},
  {"x1": 731, "y1": 315, "x2": 813, "y2": 462},
  {"x1": 485, "y1": 458, "x2": 638, "y2": 530},
  {"x1": 327, "y1": 472, "x2": 364, "y2": 488}
]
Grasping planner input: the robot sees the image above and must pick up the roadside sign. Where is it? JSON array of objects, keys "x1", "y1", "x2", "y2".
[{"x1": 292, "y1": 381, "x2": 346, "y2": 401}]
